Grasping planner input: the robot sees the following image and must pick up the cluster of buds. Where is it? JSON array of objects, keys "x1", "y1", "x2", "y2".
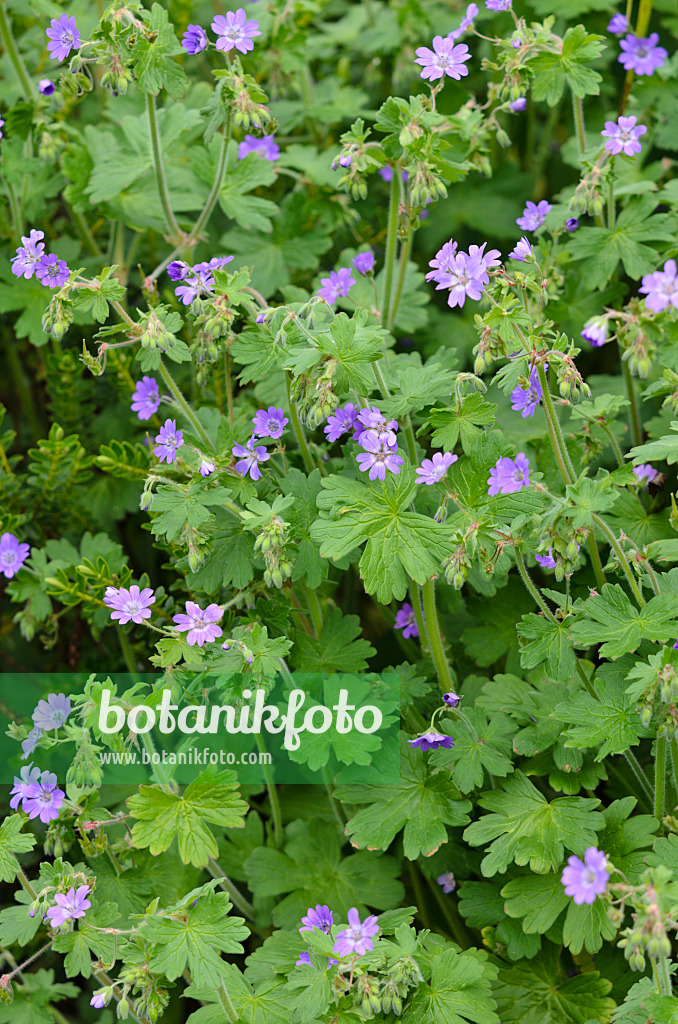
[
  {"x1": 473, "y1": 318, "x2": 509, "y2": 377},
  {"x1": 353, "y1": 974, "x2": 381, "y2": 1017},
  {"x1": 551, "y1": 350, "x2": 591, "y2": 404},
  {"x1": 379, "y1": 956, "x2": 423, "y2": 1016},
  {"x1": 333, "y1": 119, "x2": 374, "y2": 201},
  {"x1": 138, "y1": 309, "x2": 174, "y2": 352},
  {"x1": 220, "y1": 67, "x2": 274, "y2": 131},
  {"x1": 42, "y1": 296, "x2": 74, "y2": 340},
  {"x1": 117, "y1": 963, "x2": 170, "y2": 1023},
  {"x1": 620, "y1": 322, "x2": 656, "y2": 379},
  {"x1": 408, "y1": 159, "x2": 447, "y2": 210},
  {"x1": 195, "y1": 294, "x2": 234, "y2": 342},
  {"x1": 290, "y1": 358, "x2": 340, "y2": 428},
  {"x1": 443, "y1": 542, "x2": 472, "y2": 590},
  {"x1": 569, "y1": 162, "x2": 605, "y2": 219},
  {"x1": 254, "y1": 515, "x2": 293, "y2": 589},
  {"x1": 100, "y1": 51, "x2": 134, "y2": 94},
  {"x1": 617, "y1": 869, "x2": 673, "y2": 972},
  {"x1": 535, "y1": 522, "x2": 585, "y2": 582},
  {"x1": 222, "y1": 637, "x2": 254, "y2": 665},
  {"x1": 66, "y1": 727, "x2": 104, "y2": 790},
  {"x1": 183, "y1": 525, "x2": 209, "y2": 574}
]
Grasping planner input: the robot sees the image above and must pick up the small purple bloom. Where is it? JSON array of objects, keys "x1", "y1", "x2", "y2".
[
  {"x1": 487, "y1": 453, "x2": 530, "y2": 496},
  {"x1": 38, "y1": 79, "x2": 55, "y2": 96},
  {"x1": 46, "y1": 14, "x2": 81, "y2": 62},
  {"x1": 104, "y1": 585, "x2": 156, "y2": 625},
  {"x1": 11, "y1": 229, "x2": 46, "y2": 279},
  {"x1": 167, "y1": 260, "x2": 190, "y2": 281},
  {"x1": 516, "y1": 199, "x2": 551, "y2": 232},
  {"x1": 23, "y1": 771, "x2": 65, "y2": 824},
  {"x1": 640, "y1": 259, "x2": 678, "y2": 313},
  {"x1": 608, "y1": 14, "x2": 629, "y2": 35},
  {"x1": 633, "y1": 463, "x2": 659, "y2": 486},
  {"x1": 674, "y1": 640, "x2": 678, "y2": 651},
  {"x1": 21, "y1": 726, "x2": 42, "y2": 760},
  {"x1": 296, "y1": 951, "x2": 312, "y2": 966},
  {"x1": 182, "y1": 24, "x2": 208, "y2": 54},
  {"x1": 252, "y1": 406, "x2": 288, "y2": 439},
  {"x1": 200, "y1": 459, "x2": 215, "y2": 477},
  {"x1": 601, "y1": 115, "x2": 647, "y2": 156},
  {"x1": 173, "y1": 601, "x2": 223, "y2": 647},
  {"x1": 448, "y1": 3, "x2": 478, "y2": 39},
  {"x1": 332, "y1": 908, "x2": 380, "y2": 957},
  {"x1": 432, "y1": 251, "x2": 487, "y2": 308},
  {"x1": 414, "y1": 37, "x2": 471, "y2": 82},
  {"x1": 324, "y1": 403, "x2": 360, "y2": 443},
  {"x1": 353, "y1": 251, "x2": 375, "y2": 274},
  {"x1": 154, "y1": 418, "x2": 184, "y2": 463},
  {"x1": 35, "y1": 253, "x2": 69, "y2": 288},
  {"x1": 10, "y1": 764, "x2": 42, "y2": 812},
  {"x1": 131, "y1": 376, "x2": 160, "y2": 421},
  {"x1": 408, "y1": 729, "x2": 454, "y2": 752},
  {"x1": 45, "y1": 885, "x2": 91, "y2": 927},
  {"x1": 581, "y1": 318, "x2": 608, "y2": 347},
  {"x1": 437, "y1": 872, "x2": 456, "y2": 893},
  {"x1": 356, "y1": 407, "x2": 398, "y2": 445},
  {"x1": 379, "y1": 167, "x2": 409, "y2": 182},
  {"x1": 337, "y1": 152, "x2": 352, "y2": 168},
  {"x1": 318, "y1": 267, "x2": 356, "y2": 304},
  {"x1": 415, "y1": 451, "x2": 458, "y2": 484},
  {"x1": 486, "y1": 0, "x2": 512, "y2": 10},
  {"x1": 618, "y1": 34, "x2": 667, "y2": 76},
  {"x1": 356, "y1": 434, "x2": 404, "y2": 481},
  {"x1": 211, "y1": 10, "x2": 261, "y2": 55},
  {"x1": 561, "y1": 848, "x2": 609, "y2": 905},
  {"x1": 300, "y1": 905, "x2": 334, "y2": 934},
  {"x1": 509, "y1": 236, "x2": 532, "y2": 261},
  {"x1": 443, "y1": 692, "x2": 460, "y2": 707},
  {"x1": 173, "y1": 256, "x2": 234, "y2": 304},
  {"x1": 90, "y1": 993, "x2": 109, "y2": 1009},
  {"x1": 255, "y1": 312, "x2": 267, "y2": 324},
  {"x1": 510, "y1": 97, "x2": 526, "y2": 111},
  {"x1": 33, "y1": 693, "x2": 71, "y2": 731},
  {"x1": 394, "y1": 602, "x2": 418, "y2": 639},
  {"x1": 0, "y1": 119, "x2": 4, "y2": 139},
  {"x1": 565, "y1": 218, "x2": 579, "y2": 232},
  {"x1": 238, "y1": 134, "x2": 280, "y2": 161},
  {"x1": 512, "y1": 37, "x2": 521, "y2": 48},
  {"x1": 0, "y1": 532, "x2": 30, "y2": 578},
  {"x1": 510, "y1": 367, "x2": 542, "y2": 418},
  {"x1": 233, "y1": 438, "x2": 270, "y2": 480},
  {"x1": 535, "y1": 548, "x2": 557, "y2": 570},
  {"x1": 426, "y1": 240, "x2": 459, "y2": 281}
]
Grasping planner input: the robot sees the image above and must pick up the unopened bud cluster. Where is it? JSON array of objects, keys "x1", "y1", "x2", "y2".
[
  {"x1": 255, "y1": 515, "x2": 293, "y2": 588},
  {"x1": 291, "y1": 359, "x2": 340, "y2": 428}
]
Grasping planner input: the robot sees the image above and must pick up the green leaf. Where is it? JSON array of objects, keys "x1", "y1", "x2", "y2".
[
  {"x1": 0, "y1": 816, "x2": 36, "y2": 882},
  {"x1": 529, "y1": 25, "x2": 606, "y2": 106},
  {"x1": 149, "y1": 484, "x2": 230, "y2": 542},
  {"x1": 553, "y1": 676, "x2": 644, "y2": 759},
  {"x1": 403, "y1": 946, "x2": 499, "y2": 1024},
  {"x1": 316, "y1": 312, "x2": 387, "y2": 395},
  {"x1": 628, "y1": 421, "x2": 678, "y2": 466},
  {"x1": 427, "y1": 394, "x2": 498, "y2": 453},
  {"x1": 430, "y1": 708, "x2": 514, "y2": 793},
  {"x1": 133, "y1": 3, "x2": 188, "y2": 97},
  {"x1": 569, "y1": 584, "x2": 678, "y2": 658},
  {"x1": 381, "y1": 361, "x2": 459, "y2": 419},
  {"x1": 219, "y1": 149, "x2": 278, "y2": 232},
  {"x1": 518, "y1": 612, "x2": 577, "y2": 680},
  {"x1": 291, "y1": 610, "x2": 375, "y2": 672},
  {"x1": 564, "y1": 475, "x2": 619, "y2": 527},
  {"x1": 53, "y1": 911, "x2": 117, "y2": 978},
  {"x1": 494, "y1": 945, "x2": 615, "y2": 1024}
]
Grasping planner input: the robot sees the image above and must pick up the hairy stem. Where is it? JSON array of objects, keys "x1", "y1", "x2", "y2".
[
  {"x1": 146, "y1": 92, "x2": 181, "y2": 242},
  {"x1": 515, "y1": 550, "x2": 557, "y2": 622},
  {"x1": 216, "y1": 982, "x2": 239, "y2": 1023},
  {"x1": 571, "y1": 93, "x2": 587, "y2": 157},
  {"x1": 158, "y1": 361, "x2": 214, "y2": 451},
  {"x1": 190, "y1": 125, "x2": 230, "y2": 242},
  {"x1": 621, "y1": 356, "x2": 643, "y2": 448},
  {"x1": 285, "y1": 372, "x2": 315, "y2": 473},
  {"x1": 590, "y1": 512, "x2": 645, "y2": 607},
  {"x1": 654, "y1": 734, "x2": 667, "y2": 825},
  {"x1": 381, "y1": 173, "x2": 400, "y2": 324},
  {"x1": 387, "y1": 224, "x2": 413, "y2": 331},
  {"x1": 206, "y1": 859, "x2": 256, "y2": 920},
  {"x1": 255, "y1": 732, "x2": 283, "y2": 848},
  {"x1": 421, "y1": 579, "x2": 454, "y2": 692},
  {"x1": 537, "y1": 365, "x2": 576, "y2": 483},
  {"x1": 607, "y1": 177, "x2": 616, "y2": 230}
]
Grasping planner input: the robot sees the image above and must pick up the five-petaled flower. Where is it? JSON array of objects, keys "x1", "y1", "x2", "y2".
[
  {"x1": 633, "y1": 463, "x2": 659, "y2": 487},
  {"x1": 104, "y1": 585, "x2": 156, "y2": 625},
  {"x1": 11, "y1": 229, "x2": 46, "y2": 279},
  {"x1": 252, "y1": 407, "x2": 288, "y2": 439},
  {"x1": 131, "y1": 376, "x2": 160, "y2": 421},
  {"x1": 46, "y1": 14, "x2": 81, "y2": 62},
  {"x1": 300, "y1": 905, "x2": 334, "y2": 934},
  {"x1": 324, "y1": 403, "x2": 360, "y2": 443},
  {"x1": 35, "y1": 253, "x2": 69, "y2": 288},
  {"x1": 154, "y1": 419, "x2": 184, "y2": 463},
  {"x1": 408, "y1": 729, "x2": 454, "y2": 752},
  {"x1": 516, "y1": 199, "x2": 551, "y2": 232},
  {"x1": 356, "y1": 432, "x2": 404, "y2": 481},
  {"x1": 608, "y1": 13, "x2": 629, "y2": 35},
  {"x1": 0, "y1": 532, "x2": 30, "y2": 578},
  {"x1": 509, "y1": 236, "x2": 532, "y2": 261},
  {"x1": 45, "y1": 885, "x2": 92, "y2": 927},
  {"x1": 10, "y1": 764, "x2": 42, "y2": 812},
  {"x1": 618, "y1": 33, "x2": 667, "y2": 76},
  {"x1": 415, "y1": 451, "x2": 458, "y2": 484},
  {"x1": 601, "y1": 115, "x2": 647, "y2": 156},
  {"x1": 437, "y1": 872, "x2": 456, "y2": 893},
  {"x1": 581, "y1": 318, "x2": 608, "y2": 347},
  {"x1": 487, "y1": 453, "x2": 530, "y2": 495},
  {"x1": 353, "y1": 250, "x2": 375, "y2": 274},
  {"x1": 510, "y1": 367, "x2": 543, "y2": 418},
  {"x1": 173, "y1": 601, "x2": 223, "y2": 646},
  {"x1": 639, "y1": 259, "x2": 678, "y2": 312},
  {"x1": 233, "y1": 438, "x2": 270, "y2": 480},
  {"x1": 33, "y1": 693, "x2": 71, "y2": 731},
  {"x1": 23, "y1": 770, "x2": 65, "y2": 823},
  {"x1": 211, "y1": 10, "x2": 261, "y2": 54},
  {"x1": 238, "y1": 134, "x2": 280, "y2": 161},
  {"x1": 182, "y1": 24, "x2": 208, "y2": 54},
  {"x1": 332, "y1": 908, "x2": 380, "y2": 957},
  {"x1": 561, "y1": 848, "x2": 609, "y2": 904},
  {"x1": 318, "y1": 267, "x2": 355, "y2": 304},
  {"x1": 394, "y1": 602, "x2": 418, "y2": 639},
  {"x1": 414, "y1": 37, "x2": 471, "y2": 81}
]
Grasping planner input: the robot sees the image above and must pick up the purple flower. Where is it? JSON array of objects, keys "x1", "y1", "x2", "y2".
[
  {"x1": 379, "y1": 167, "x2": 409, "y2": 182},
  {"x1": 154, "y1": 418, "x2": 184, "y2": 463},
  {"x1": 35, "y1": 253, "x2": 69, "y2": 288},
  {"x1": 131, "y1": 376, "x2": 160, "y2": 421},
  {"x1": 449, "y1": 3, "x2": 478, "y2": 39},
  {"x1": 318, "y1": 268, "x2": 356, "y2": 304},
  {"x1": 486, "y1": 0, "x2": 511, "y2": 10},
  {"x1": 437, "y1": 872, "x2": 456, "y2": 893},
  {"x1": 0, "y1": 532, "x2": 30, "y2": 578},
  {"x1": 443, "y1": 692, "x2": 460, "y2": 707},
  {"x1": 10, "y1": 764, "x2": 42, "y2": 812},
  {"x1": 252, "y1": 406, "x2": 288, "y2": 439},
  {"x1": 581, "y1": 318, "x2": 608, "y2": 346},
  {"x1": 238, "y1": 134, "x2": 280, "y2": 161},
  {"x1": 33, "y1": 693, "x2": 71, "y2": 731},
  {"x1": 618, "y1": 34, "x2": 667, "y2": 76},
  {"x1": 21, "y1": 727, "x2": 42, "y2": 760},
  {"x1": 509, "y1": 236, "x2": 532, "y2": 261},
  {"x1": 255, "y1": 312, "x2": 267, "y2": 324},
  {"x1": 332, "y1": 909, "x2": 380, "y2": 957},
  {"x1": 601, "y1": 115, "x2": 647, "y2": 156},
  {"x1": 608, "y1": 13, "x2": 629, "y2": 35},
  {"x1": 674, "y1": 640, "x2": 678, "y2": 651},
  {"x1": 182, "y1": 24, "x2": 208, "y2": 54},
  {"x1": 516, "y1": 200, "x2": 551, "y2": 232},
  {"x1": 432, "y1": 251, "x2": 487, "y2": 308},
  {"x1": 90, "y1": 993, "x2": 109, "y2": 1009},
  {"x1": 356, "y1": 434, "x2": 404, "y2": 481},
  {"x1": 426, "y1": 240, "x2": 459, "y2": 281},
  {"x1": 38, "y1": 79, "x2": 55, "y2": 96},
  {"x1": 11, "y1": 229, "x2": 46, "y2": 279},
  {"x1": 104, "y1": 585, "x2": 156, "y2": 625},
  {"x1": 511, "y1": 367, "x2": 542, "y2": 418},
  {"x1": 633, "y1": 463, "x2": 659, "y2": 487},
  {"x1": 211, "y1": 10, "x2": 261, "y2": 54},
  {"x1": 353, "y1": 251, "x2": 375, "y2": 274},
  {"x1": 468, "y1": 243, "x2": 502, "y2": 279},
  {"x1": 408, "y1": 729, "x2": 454, "y2": 752},
  {"x1": 45, "y1": 885, "x2": 91, "y2": 927},
  {"x1": 296, "y1": 951, "x2": 312, "y2": 966},
  {"x1": 394, "y1": 602, "x2": 418, "y2": 639},
  {"x1": 565, "y1": 218, "x2": 579, "y2": 232},
  {"x1": 300, "y1": 905, "x2": 334, "y2": 934},
  {"x1": 487, "y1": 453, "x2": 530, "y2": 496},
  {"x1": 415, "y1": 451, "x2": 458, "y2": 484},
  {"x1": 324, "y1": 403, "x2": 360, "y2": 443},
  {"x1": 0, "y1": 119, "x2": 4, "y2": 139},
  {"x1": 173, "y1": 601, "x2": 223, "y2": 647},
  {"x1": 561, "y1": 848, "x2": 609, "y2": 905},
  {"x1": 233, "y1": 438, "x2": 270, "y2": 480},
  {"x1": 535, "y1": 548, "x2": 557, "y2": 570},
  {"x1": 512, "y1": 37, "x2": 521, "y2": 48},
  {"x1": 23, "y1": 771, "x2": 65, "y2": 824},
  {"x1": 640, "y1": 259, "x2": 678, "y2": 313},
  {"x1": 356, "y1": 407, "x2": 399, "y2": 445},
  {"x1": 167, "y1": 260, "x2": 190, "y2": 281},
  {"x1": 510, "y1": 97, "x2": 526, "y2": 111},
  {"x1": 200, "y1": 459, "x2": 215, "y2": 477},
  {"x1": 414, "y1": 37, "x2": 471, "y2": 81},
  {"x1": 173, "y1": 257, "x2": 234, "y2": 304},
  {"x1": 46, "y1": 14, "x2": 81, "y2": 62}
]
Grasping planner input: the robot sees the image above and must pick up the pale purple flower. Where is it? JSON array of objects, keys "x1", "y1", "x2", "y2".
[
  {"x1": 581, "y1": 318, "x2": 608, "y2": 346},
  {"x1": 416, "y1": 451, "x2": 458, "y2": 484},
  {"x1": 167, "y1": 260, "x2": 190, "y2": 281},
  {"x1": 238, "y1": 134, "x2": 280, "y2": 161},
  {"x1": 510, "y1": 97, "x2": 526, "y2": 111},
  {"x1": 608, "y1": 14, "x2": 629, "y2": 35},
  {"x1": 318, "y1": 268, "x2": 356, "y2": 304},
  {"x1": 90, "y1": 993, "x2": 109, "y2": 1009},
  {"x1": 468, "y1": 242, "x2": 502, "y2": 280},
  {"x1": 10, "y1": 764, "x2": 42, "y2": 811},
  {"x1": 414, "y1": 37, "x2": 471, "y2": 81},
  {"x1": 353, "y1": 251, "x2": 375, "y2": 274},
  {"x1": 426, "y1": 240, "x2": 459, "y2": 282},
  {"x1": 252, "y1": 406, "x2": 288, "y2": 439},
  {"x1": 565, "y1": 218, "x2": 579, "y2": 232},
  {"x1": 33, "y1": 693, "x2": 71, "y2": 731},
  {"x1": 35, "y1": 253, "x2": 69, "y2": 288},
  {"x1": 0, "y1": 532, "x2": 30, "y2": 578},
  {"x1": 324, "y1": 403, "x2": 360, "y2": 443},
  {"x1": 448, "y1": 3, "x2": 478, "y2": 40},
  {"x1": 379, "y1": 167, "x2": 408, "y2": 182},
  {"x1": 437, "y1": 872, "x2": 456, "y2": 893},
  {"x1": 154, "y1": 418, "x2": 184, "y2": 463},
  {"x1": 561, "y1": 848, "x2": 608, "y2": 905},
  {"x1": 38, "y1": 79, "x2": 55, "y2": 96},
  {"x1": 300, "y1": 905, "x2": 334, "y2": 934},
  {"x1": 443, "y1": 692, "x2": 460, "y2": 707},
  {"x1": 633, "y1": 463, "x2": 659, "y2": 486},
  {"x1": 233, "y1": 438, "x2": 270, "y2": 480},
  {"x1": 45, "y1": 885, "x2": 91, "y2": 927},
  {"x1": 535, "y1": 548, "x2": 557, "y2": 569},
  {"x1": 21, "y1": 727, "x2": 42, "y2": 760},
  {"x1": 511, "y1": 367, "x2": 542, "y2": 418},
  {"x1": 104, "y1": 585, "x2": 156, "y2": 625},
  {"x1": 0, "y1": 119, "x2": 4, "y2": 139},
  {"x1": 674, "y1": 640, "x2": 678, "y2": 651},
  {"x1": 516, "y1": 200, "x2": 551, "y2": 232},
  {"x1": 618, "y1": 34, "x2": 667, "y2": 76},
  {"x1": 509, "y1": 236, "x2": 532, "y2": 261},
  {"x1": 356, "y1": 434, "x2": 404, "y2": 482},
  {"x1": 486, "y1": 0, "x2": 511, "y2": 10},
  {"x1": 23, "y1": 771, "x2": 65, "y2": 824},
  {"x1": 211, "y1": 10, "x2": 261, "y2": 54},
  {"x1": 601, "y1": 115, "x2": 647, "y2": 156},
  {"x1": 432, "y1": 251, "x2": 487, "y2": 308},
  {"x1": 182, "y1": 24, "x2": 208, "y2": 54},
  {"x1": 408, "y1": 729, "x2": 454, "y2": 752},
  {"x1": 487, "y1": 453, "x2": 530, "y2": 496},
  {"x1": 46, "y1": 14, "x2": 81, "y2": 62},
  {"x1": 332, "y1": 909, "x2": 380, "y2": 957},
  {"x1": 296, "y1": 951, "x2": 312, "y2": 966},
  {"x1": 337, "y1": 153, "x2": 352, "y2": 167},
  {"x1": 173, "y1": 257, "x2": 234, "y2": 304},
  {"x1": 512, "y1": 38, "x2": 521, "y2": 49},
  {"x1": 640, "y1": 259, "x2": 678, "y2": 312},
  {"x1": 255, "y1": 312, "x2": 267, "y2": 323},
  {"x1": 11, "y1": 230, "x2": 46, "y2": 279},
  {"x1": 200, "y1": 459, "x2": 215, "y2": 477},
  {"x1": 173, "y1": 601, "x2": 223, "y2": 647},
  {"x1": 394, "y1": 602, "x2": 418, "y2": 639},
  {"x1": 131, "y1": 376, "x2": 160, "y2": 420},
  {"x1": 356, "y1": 407, "x2": 399, "y2": 446}
]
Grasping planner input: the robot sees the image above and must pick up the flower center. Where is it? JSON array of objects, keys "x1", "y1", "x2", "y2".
[
  {"x1": 513, "y1": 468, "x2": 525, "y2": 482},
  {"x1": 636, "y1": 47, "x2": 647, "y2": 57},
  {"x1": 3, "y1": 552, "x2": 16, "y2": 564},
  {"x1": 583, "y1": 868, "x2": 597, "y2": 886}
]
